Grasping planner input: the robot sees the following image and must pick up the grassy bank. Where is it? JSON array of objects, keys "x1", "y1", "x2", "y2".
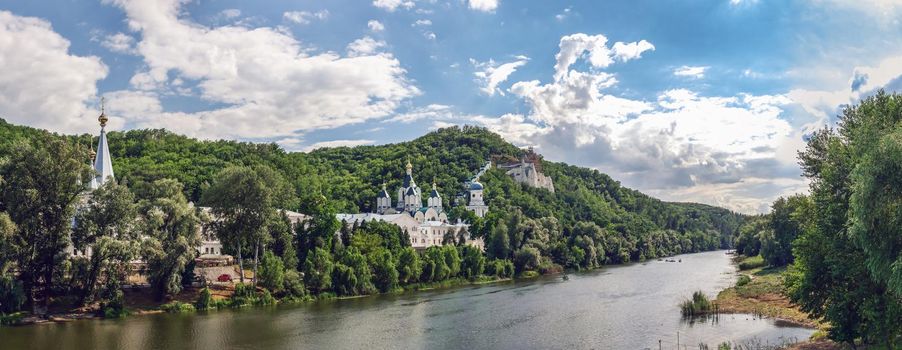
[{"x1": 714, "y1": 256, "x2": 821, "y2": 329}]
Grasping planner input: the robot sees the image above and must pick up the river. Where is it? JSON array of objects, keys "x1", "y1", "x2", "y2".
[{"x1": 0, "y1": 250, "x2": 813, "y2": 349}]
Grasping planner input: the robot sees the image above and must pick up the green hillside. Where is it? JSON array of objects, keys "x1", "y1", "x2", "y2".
[{"x1": 0, "y1": 119, "x2": 744, "y2": 264}]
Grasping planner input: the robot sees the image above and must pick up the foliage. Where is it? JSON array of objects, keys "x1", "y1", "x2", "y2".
[
  {"x1": 195, "y1": 287, "x2": 215, "y2": 311},
  {"x1": 736, "y1": 274, "x2": 751, "y2": 287},
  {"x1": 160, "y1": 301, "x2": 196, "y2": 313},
  {"x1": 259, "y1": 251, "x2": 285, "y2": 293},
  {"x1": 737, "y1": 255, "x2": 765, "y2": 271},
  {"x1": 303, "y1": 248, "x2": 333, "y2": 294},
  {"x1": 680, "y1": 291, "x2": 712, "y2": 317},
  {"x1": 369, "y1": 248, "x2": 398, "y2": 293},
  {"x1": 0, "y1": 275, "x2": 25, "y2": 313},
  {"x1": 0, "y1": 136, "x2": 92, "y2": 312},
  {"x1": 396, "y1": 247, "x2": 421, "y2": 284},
  {"x1": 459, "y1": 245, "x2": 485, "y2": 279},
  {"x1": 139, "y1": 179, "x2": 202, "y2": 300},
  {"x1": 761, "y1": 195, "x2": 809, "y2": 267},
  {"x1": 100, "y1": 289, "x2": 128, "y2": 318},
  {"x1": 486, "y1": 259, "x2": 515, "y2": 278},
  {"x1": 785, "y1": 91, "x2": 902, "y2": 346},
  {"x1": 513, "y1": 246, "x2": 541, "y2": 273}
]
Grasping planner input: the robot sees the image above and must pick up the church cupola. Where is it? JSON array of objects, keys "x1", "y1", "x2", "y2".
[
  {"x1": 427, "y1": 181, "x2": 442, "y2": 211},
  {"x1": 376, "y1": 182, "x2": 392, "y2": 214},
  {"x1": 91, "y1": 97, "x2": 114, "y2": 190}
]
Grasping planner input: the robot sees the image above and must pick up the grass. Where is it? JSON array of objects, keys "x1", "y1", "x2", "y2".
[
  {"x1": 680, "y1": 290, "x2": 713, "y2": 317},
  {"x1": 714, "y1": 264, "x2": 822, "y2": 329},
  {"x1": 738, "y1": 255, "x2": 766, "y2": 270},
  {"x1": 159, "y1": 301, "x2": 196, "y2": 313}
]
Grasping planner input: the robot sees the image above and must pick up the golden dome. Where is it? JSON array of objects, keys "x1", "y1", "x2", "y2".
[{"x1": 98, "y1": 97, "x2": 108, "y2": 128}]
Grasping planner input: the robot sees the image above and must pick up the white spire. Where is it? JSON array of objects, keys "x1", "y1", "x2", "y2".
[{"x1": 91, "y1": 98, "x2": 114, "y2": 189}]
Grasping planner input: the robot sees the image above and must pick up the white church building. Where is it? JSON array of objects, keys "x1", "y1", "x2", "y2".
[{"x1": 337, "y1": 160, "x2": 486, "y2": 250}]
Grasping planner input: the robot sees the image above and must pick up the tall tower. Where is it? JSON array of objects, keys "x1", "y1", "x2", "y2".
[
  {"x1": 466, "y1": 181, "x2": 488, "y2": 218},
  {"x1": 91, "y1": 98, "x2": 114, "y2": 190},
  {"x1": 427, "y1": 181, "x2": 442, "y2": 211},
  {"x1": 376, "y1": 182, "x2": 392, "y2": 214}
]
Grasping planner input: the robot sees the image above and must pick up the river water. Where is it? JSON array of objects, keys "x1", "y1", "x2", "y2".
[{"x1": 1, "y1": 250, "x2": 813, "y2": 349}]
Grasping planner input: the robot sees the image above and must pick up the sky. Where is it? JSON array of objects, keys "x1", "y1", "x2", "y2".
[{"x1": 2, "y1": 0, "x2": 902, "y2": 214}]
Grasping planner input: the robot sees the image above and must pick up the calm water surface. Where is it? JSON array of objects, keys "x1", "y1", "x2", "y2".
[{"x1": 1, "y1": 250, "x2": 813, "y2": 349}]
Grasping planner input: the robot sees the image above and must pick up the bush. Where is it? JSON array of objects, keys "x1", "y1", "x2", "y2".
[
  {"x1": 195, "y1": 287, "x2": 214, "y2": 310},
  {"x1": 160, "y1": 301, "x2": 196, "y2": 313},
  {"x1": 255, "y1": 289, "x2": 276, "y2": 306},
  {"x1": 231, "y1": 283, "x2": 257, "y2": 307},
  {"x1": 513, "y1": 246, "x2": 540, "y2": 274},
  {"x1": 738, "y1": 255, "x2": 765, "y2": 270},
  {"x1": 0, "y1": 275, "x2": 25, "y2": 313},
  {"x1": 282, "y1": 270, "x2": 307, "y2": 298},
  {"x1": 486, "y1": 259, "x2": 514, "y2": 278},
  {"x1": 736, "y1": 275, "x2": 751, "y2": 287},
  {"x1": 680, "y1": 290, "x2": 712, "y2": 317},
  {"x1": 100, "y1": 290, "x2": 128, "y2": 318}
]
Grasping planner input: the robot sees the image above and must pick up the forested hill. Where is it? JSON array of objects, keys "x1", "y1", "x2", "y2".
[{"x1": 0, "y1": 119, "x2": 744, "y2": 257}]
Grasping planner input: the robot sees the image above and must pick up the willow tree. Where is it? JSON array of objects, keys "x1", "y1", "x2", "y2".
[
  {"x1": 72, "y1": 180, "x2": 138, "y2": 304},
  {"x1": 0, "y1": 137, "x2": 91, "y2": 314},
  {"x1": 139, "y1": 179, "x2": 201, "y2": 300}
]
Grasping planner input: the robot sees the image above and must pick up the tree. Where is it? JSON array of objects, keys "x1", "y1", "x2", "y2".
[
  {"x1": 396, "y1": 247, "x2": 420, "y2": 284},
  {"x1": 369, "y1": 248, "x2": 398, "y2": 292},
  {"x1": 487, "y1": 221, "x2": 510, "y2": 260},
  {"x1": 338, "y1": 247, "x2": 374, "y2": 294},
  {"x1": 460, "y1": 245, "x2": 485, "y2": 279},
  {"x1": 202, "y1": 165, "x2": 292, "y2": 285},
  {"x1": 0, "y1": 137, "x2": 92, "y2": 313},
  {"x1": 71, "y1": 180, "x2": 138, "y2": 304},
  {"x1": 513, "y1": 246, "x2": 541, "y2": 273},
  {"x1": 786, "y1": 92, "x2": 902, "y2": 347},
  {"x1": 848, "y1": 127, "x2": 902, "y2": 296},
  {"x1": 296, "y1": 197, "x2": 340, "y2": 266},
  {"x1": 442, "y1": 245, "x2": 461, "y2": 278},
  {"x1": 0, "y1": 212, "x2": 16, "y2": 274},
  {"x1": 761, "y1": 195, "x2": 809, "y2": 267},
  {"x1": 259, "y1": 251, "x2": 285, "y2": 293},
  {"x1": 139, "y1": 179, "x2": 202, "y2": 300},
  {"x1": 303, "y1": 247, "x2": 333, "y2": 294}
]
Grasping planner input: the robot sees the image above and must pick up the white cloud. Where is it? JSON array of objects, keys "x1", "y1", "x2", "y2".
[
  {"x1": 373, "y1": 0, "x2": 415, "y2": 11},
  {"x1": 101, "y1": 32, "x2": 137, "y2": 55},
  {"x1": 103, "y1": 0, "x2": 419, "y2": 140},
  {"x1": 471, "y1": 56, "x2": 529, "y2": 96},
  {"x1": 468, "y1": 0, "x2": 499, "y2": 12},
  {"x1": 412, "y1": 19, "x2": 432, "y2": 27},
  {"x1": 220, "y1": 9, "x2": 241, "y2": 19},
  {"x1": 302, "y1": 139, "x2": 374, "y2": 152},
  {"x1": 0, "y1": 11, "x2": 108, "y2": 134},
  {"x1": 555, "y1": 7, "x2": 573, "y2": 21},
  {"x1": 347, "y1": 37, "x2": 386, "y2": 57},
  {"x1": 673, "y1": 65, "x2": 709, "y2": 79},
  {"x1": 386, "y1": 104, "x2": 453, "y2": 123},
  {"x1": 553, "y1": 33, "x2": 654, "y2": 81},
  {"x1": 368, "y1": 20, "x2": 385, "y2": 32},
  {"x1": 283, "y1": 10, "x2": 329, "y2": 25},
  {"x1": 471, "y1": 33, "x2": 798, "y2": 213},
  {"x1": 423, "y1": 31, "x2": 436, "y2": 40}
]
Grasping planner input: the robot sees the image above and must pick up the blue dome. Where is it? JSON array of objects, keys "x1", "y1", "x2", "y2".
[{"x1": 469, "y1": 182, "x2": 484, "y2": 190}]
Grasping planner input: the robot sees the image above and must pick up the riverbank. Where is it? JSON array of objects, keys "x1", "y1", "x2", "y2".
[{"x1": 713, "y1": 255, "x2": 839, "y2": 349}]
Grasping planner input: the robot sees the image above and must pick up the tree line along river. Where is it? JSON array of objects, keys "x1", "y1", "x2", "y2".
[{"x1": 0, "y1": 250, "x2": 813, "y2": 349}]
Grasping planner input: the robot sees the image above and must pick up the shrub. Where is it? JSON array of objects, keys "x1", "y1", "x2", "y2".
[
  {"x1": 195, "y1": 287, "x2": 214, "y2": 310},
  {"x1": 282, "y1": 270, "x2": 307, "y2": 298},
  {"x1": 486, "y1": 259, "x2": 514, "y2": 278},
  {"x1": 680, "y1": 290, "x2": 712, "y2": 317},
  {"x1": 160, "y1": 301, "x2": 196, "y2": 313},
  {"x1": 100, "y1": 290, "x2": 128, "y2": 318},
  {"x1": 255, "y1": 289, "x2": 277, "y2": 306},
  {"x1": 737, "y1": 255, "x2": 765, "y2": 270},
  {"x1": 231, "y1": 283, "x2": 257, "y2": 307},
  {"x1": 736, "y1": 275, "x2": 751, "y2": 287},
  {"x1": 0, "y1": 275, "x2": 25, "y2": 313},
  {"x1": 513, "y1": 246, "x2": 540, "y2": 274}
]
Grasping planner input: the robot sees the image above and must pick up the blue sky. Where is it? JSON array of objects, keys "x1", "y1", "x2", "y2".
[{"x1": 2, "y1": 0, "x2": 902, "y2": 213}]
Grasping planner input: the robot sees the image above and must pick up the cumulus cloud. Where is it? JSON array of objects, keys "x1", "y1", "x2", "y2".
[
  {"x1": 368, "y1": 20, "x2": 385, "y2": 32},
  {"x1": 674, "y1": 65, "x2": 709, "y2": 78},
  {"x1": 470, "y1": 56, "x2": 529, "y2": 96},
  {"x1": 347, "y1": 37, "x2": 387, "y2": 57},
  {"x1": 472, "y1": 33, "x2": 799, "y2": 213},
  {"x1": 283, "y1": 10, "x2": 329, "y2": 25},
  {"x1": 0, "y1": 11, "x2": 108, "y2": 134},
  {"x1": 385, "y1": 104, "x2": 453, "y2": 123},
  {"x1": 373, "y1": 0, "x2": 415, "y2": 11},
  {"x1": 468, "y1": 0, "x2": 499, "y2": 12},
  {"x1": 412, "y1": 19, "x2": 432, "y2": 27},
  {"x1": 553, "y1": 33, "x2": 654, "y2": 81},
  {"x1": 102, "y1": 0, "x2": 418, "y2": 140},
  {"x1": 101, "y1": 32, "x2": 137, "y2": 54}
]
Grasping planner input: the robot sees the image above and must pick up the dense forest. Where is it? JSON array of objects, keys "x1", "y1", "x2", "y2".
[{"x1": 0, "y1": 118, "x2": 745, "y2": 319}]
